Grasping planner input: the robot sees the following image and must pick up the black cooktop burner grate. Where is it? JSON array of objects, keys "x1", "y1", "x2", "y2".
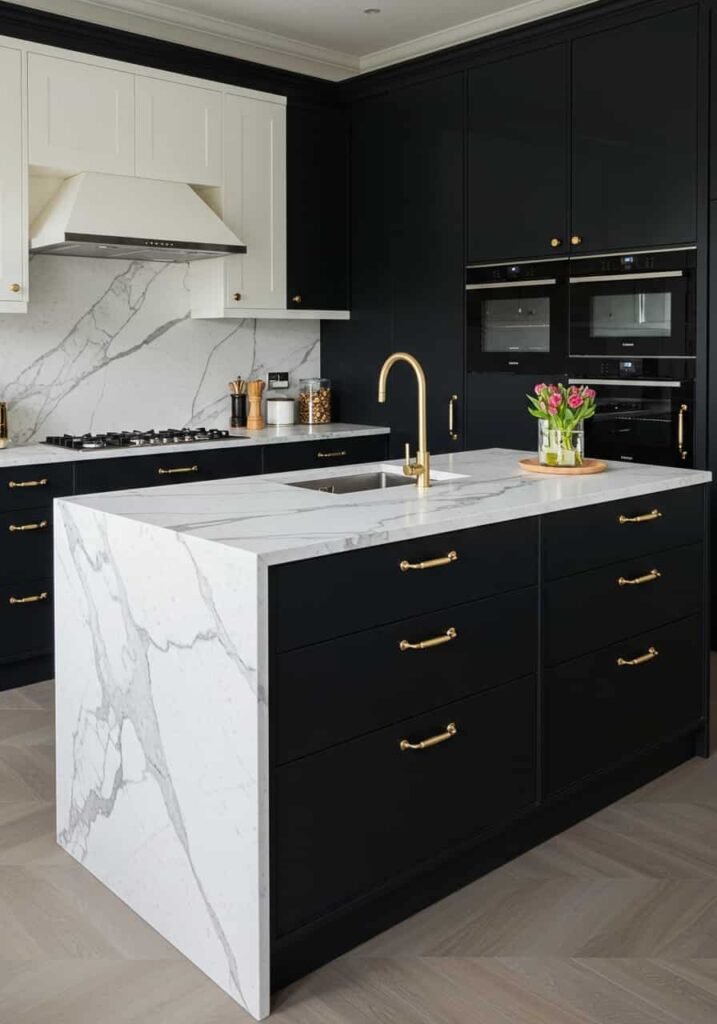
[{"x1": 44, "y1": 428, "x2": 241, "y2": 451}]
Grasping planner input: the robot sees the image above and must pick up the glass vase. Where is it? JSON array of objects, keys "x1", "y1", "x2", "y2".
[{"x1": 538, "y1": 420, "x2": 585, "y2": 468}]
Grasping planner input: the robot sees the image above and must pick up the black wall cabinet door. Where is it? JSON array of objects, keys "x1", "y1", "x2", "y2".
[
  {"x1": 468, "y1": 44, "x2": 569, "y2": 263},
  {"x1": 571, "y1": 7, "x2": 698, "y2": 254},
  {"x1": 286, "y1": 102, "x2": 348, "y2": 311}
]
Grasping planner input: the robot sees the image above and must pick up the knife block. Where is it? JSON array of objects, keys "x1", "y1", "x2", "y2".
[{"x1": 246, "y1": 380, "x2": 266, "y2": 430}]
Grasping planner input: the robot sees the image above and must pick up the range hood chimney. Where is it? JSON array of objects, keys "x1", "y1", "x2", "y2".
[{"x1": 30, "y1": 172, "x2": 246, "y2": 261}]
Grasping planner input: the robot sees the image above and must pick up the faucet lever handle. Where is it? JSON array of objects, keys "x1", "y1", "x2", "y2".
[{"x1": 404, "y1": 442, "x2": 412, "y2": 467}]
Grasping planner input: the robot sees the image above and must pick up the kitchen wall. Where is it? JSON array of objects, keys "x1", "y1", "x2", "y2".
[{"x1": 0, "y1": 256, "x2": 320, "y2": 444}]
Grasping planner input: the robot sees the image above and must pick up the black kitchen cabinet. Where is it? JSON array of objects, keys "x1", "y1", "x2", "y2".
[
  {"x1": 74, "y1": 446, "x2": 261, "y2": 495},
  {"x1": 287, "y1": 102, "x2": 348, "y2": 311},
  {"x1": 468, "y1": 44, "x2": 569, "y2": 263},
  {"x1": 571, "y1": 6, "x2": 698, "y2": 254},
  {"x1": 262, "y1": 434, "x2": 387, "y2": 474}
]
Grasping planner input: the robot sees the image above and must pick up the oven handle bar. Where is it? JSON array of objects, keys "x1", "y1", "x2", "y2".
[
  {"x1": 569, "y1": 271, "x2": 683, "y2": 284},
  {"x1": 466, "y1": 279, "x2": 557, "y2": 291},
  {"x1": 569, "y1": 378, "x2": 684, "y2": 389}
]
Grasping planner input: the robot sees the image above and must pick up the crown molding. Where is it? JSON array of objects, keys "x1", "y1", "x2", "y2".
[
  {"x1": 6, "y1": 0, "x2": 360, "y2": 80},
  {"x1": 358, "y1": 0, "x2": 600, "y2": 73}
]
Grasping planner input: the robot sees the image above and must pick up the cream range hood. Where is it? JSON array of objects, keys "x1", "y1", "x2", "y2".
[{"x1": 30, "y1": 172, "x2": 246, "y2": 261}]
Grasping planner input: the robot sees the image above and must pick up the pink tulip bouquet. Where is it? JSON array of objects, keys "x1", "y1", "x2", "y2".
[{"x1": 527, "y1": 383, "x2": 597, "y2": 467}]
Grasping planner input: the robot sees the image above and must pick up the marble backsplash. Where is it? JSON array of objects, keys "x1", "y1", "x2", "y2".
[{"x1": 0, "y1": 256, "x2": 320, "y2": 444}]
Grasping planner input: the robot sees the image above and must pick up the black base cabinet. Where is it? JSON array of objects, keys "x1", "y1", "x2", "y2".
[{"x1": 269, "y1": 485, "x2": 710, "y2": 991}]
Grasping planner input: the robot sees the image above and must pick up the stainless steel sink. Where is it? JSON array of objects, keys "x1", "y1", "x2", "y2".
[{"x1": 288, "y1": 471, "x2": 415, "y2": 495}]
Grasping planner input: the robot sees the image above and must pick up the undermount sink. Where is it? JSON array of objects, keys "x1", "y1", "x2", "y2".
[{"x1": 289, "y1": 471, "x2": 417, "y2": 495}]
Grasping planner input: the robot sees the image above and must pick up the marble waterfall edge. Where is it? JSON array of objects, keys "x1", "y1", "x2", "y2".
[{"x1": 54, "y1": 499, "x2": 270, "y2": 1020}]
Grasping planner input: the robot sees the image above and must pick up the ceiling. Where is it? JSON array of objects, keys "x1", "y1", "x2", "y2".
[{"x1": 14, "y1": 0, "x2": 599, "y2": 79}]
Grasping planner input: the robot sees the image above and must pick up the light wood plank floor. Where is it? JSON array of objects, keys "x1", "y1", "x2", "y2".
[{"x1": 0, "y1": 675, "x2": 716, "y2": 1023}]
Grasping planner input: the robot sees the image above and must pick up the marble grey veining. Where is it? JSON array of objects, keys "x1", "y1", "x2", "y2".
[{"x1": 0, "y1": 255, "x2": 320, "y2": 444}]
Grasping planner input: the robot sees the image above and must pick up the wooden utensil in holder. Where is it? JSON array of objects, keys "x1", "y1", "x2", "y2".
[{"x1": 246, "y1": 379, "x2": 266, "y2": 430}]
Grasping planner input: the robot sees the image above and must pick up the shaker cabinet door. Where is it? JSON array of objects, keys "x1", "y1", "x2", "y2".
[
  {"x1": 571, "y1": 7, "x2": 698, "y2": 253},
  {"x1": 468, "y1": 43, "x2": 569, "y2": 263},
  {"x1": 0, "y1": 45, "x2": 26, "y2": 310},
  {"x1": 28, "y1": 53, "x2": 135, "y2": 176},
  {"x1": 135, "y1": 76, "x2": 222, "y2": 186}
]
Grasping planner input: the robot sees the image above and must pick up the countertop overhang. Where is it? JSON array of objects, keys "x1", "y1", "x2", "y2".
[{"x1": 59, "y1": 448, "x2": 713, "y2": 566}]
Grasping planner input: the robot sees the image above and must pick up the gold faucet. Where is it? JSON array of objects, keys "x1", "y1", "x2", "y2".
[{"x1": 377, "y1": 352, "x2": 431, "y2": 490}]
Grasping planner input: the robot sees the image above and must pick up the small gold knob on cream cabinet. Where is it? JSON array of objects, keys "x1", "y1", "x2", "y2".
[
  {"x1": 291, "y1": 295, "x2": 303, "y2": 304},
  {"x1": 570, "y1": 234, "x2": 583, "y2": 246},
  {"x1": 9, "y1": 283, "x2": 20, "y2": 293},
  {"x1": 550, "y1": 237, "x2": 562, "y2": 249},
  {"x1": 233, "y1": 292, "x2": 242, "y2": 301}
]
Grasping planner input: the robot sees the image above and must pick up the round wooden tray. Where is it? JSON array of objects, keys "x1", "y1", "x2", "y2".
[{"x1": 519, "y1": 457, "x2": 607, "y2": 476}]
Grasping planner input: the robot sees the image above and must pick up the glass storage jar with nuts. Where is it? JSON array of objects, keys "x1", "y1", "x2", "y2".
[{"x1": 298, "y1": 378, "x2": 332, "y2": 424}]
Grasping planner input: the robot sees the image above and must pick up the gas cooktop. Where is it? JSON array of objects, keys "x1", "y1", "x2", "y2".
[{"x1": 44, "y1": 428, "x2": 246, "y2": 451}]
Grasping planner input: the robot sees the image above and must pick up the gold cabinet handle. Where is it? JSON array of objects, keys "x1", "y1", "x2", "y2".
[
  {"x1": 449, "y1": 394, "x2": 458, "y2": 441},
  {"x1": 9, "y1": 283, "x2": 21, "y2": 293},
  {"x1": 8, "y1": 478, "x2": 48, "y2": 489},
  {"x1": 9, "y1": 591, "x2": 48, "y2": 606},
  {"x1": 550, "y1": 237, "x2": 563, "y2": 248},
  {"x1": 157, "y1": 465, "x2": 199, "y2": 476},
  {"x1": 571, "y1": 234, "x2": 583, "y2": 246},
  {"x1": 9, "y1": 519, "x2": 48, "y2": 533},
  {"x1": 618, "y1": 569, "x2": 661, "y2": 587},
  {"x1": 400, "y1": 627, "x2": 457, "y2": 652},
  {"x1": 291, "y1": 294, "x2": 303, "y2": 304},
  {"x1": 617, "y1": 646, "x2": 659, "y2": 668},
  {"x1": 316, "y1": 450, "x2": 347, "y2": 459},
  {"x1": 618, "y1": 509, "x2": 662, "y2": 525},
  {"x1": 400, "y1": 722, "x2": 457, "y2": 752},
  {"x1": 678, "y1": 402, "x2": 688, "y2": 462},
  {"x1": 400, "y1": 550, "x2": 458, "y2": 572}
]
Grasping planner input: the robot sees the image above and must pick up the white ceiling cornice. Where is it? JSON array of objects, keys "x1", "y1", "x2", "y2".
[
  {"x1": 10, "y1": 0, "x2": 600, "y2": 81},
  {"x1": 360, "y1": 0, "x2": 599, "y2": 73}
]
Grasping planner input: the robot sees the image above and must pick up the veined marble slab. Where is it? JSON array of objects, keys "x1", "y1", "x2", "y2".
[{"x1": 0, "y1": 423, "x2": 389, "y2": 469}]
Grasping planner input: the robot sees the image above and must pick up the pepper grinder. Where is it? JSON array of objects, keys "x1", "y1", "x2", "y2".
[{"x1": 246, "y1": 379, "x2": 266, "y2": 430}]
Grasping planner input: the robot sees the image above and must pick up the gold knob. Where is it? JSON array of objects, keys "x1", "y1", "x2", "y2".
[
  {"x1": 550, "y1": 237, "x2": 562, "y2": 249},
  {"x1": 291, "y1": 295, "x2": 303, "y2": 304},
  {"x1": 233, "y1": 292, "x2": 242, "y2": 301},
  {"x1": 570, "y1": 234, "x2": 583, "y2": 246},
  {"x1": 9, "y1": 283, "x2": 20, "y2": 293}
]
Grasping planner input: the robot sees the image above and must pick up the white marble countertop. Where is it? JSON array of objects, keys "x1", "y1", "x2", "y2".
[
  {"x1": 61, "y1": 447, "x2": 712, "y2": 566},
  {"x1": 0, "y1": 423, "x2": 389, "y2": 468}
]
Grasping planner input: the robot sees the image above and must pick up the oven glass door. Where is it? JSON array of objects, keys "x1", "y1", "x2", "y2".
[
  {"x1": 467, "y1": 281, "x2": 567, "y2": 373},
  {"x1": 584, "y1": 383, "x2": 692, "y2": 467},
  {"x1": 570, "y1": 275, "x2": 688, "y2": 357}
]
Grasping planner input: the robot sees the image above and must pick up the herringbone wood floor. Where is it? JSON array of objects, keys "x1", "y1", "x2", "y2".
[{"x1": 1, "y1": 676, "x2": 716, "y2": 1023}]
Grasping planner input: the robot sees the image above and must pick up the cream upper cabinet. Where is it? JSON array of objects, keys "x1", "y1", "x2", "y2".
[
  {"x1": 0, "y1": 45, "x2": 27, "y2": 312},
  {"x1": 135, "y1": 76, "x2": 222, "y2": 186},
  {"x1": 190, "y1": 94, "x2": 286, "y2": 316},
  {"x1": 28, "y1": 53, "x2": 135, "y2": 176}
]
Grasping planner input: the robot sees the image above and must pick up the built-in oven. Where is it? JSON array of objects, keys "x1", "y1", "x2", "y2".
[
  {"x1": 569, "y1": 358, "x2": 694, "y2": 468},
  {"x1": 569, "y1": 248, "x2": 696, "y2": 359},
  {"x1": 466, "y1": 259, "x2": 568, "y2": 374}
]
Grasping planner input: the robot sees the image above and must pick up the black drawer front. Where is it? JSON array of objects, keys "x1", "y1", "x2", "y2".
[
  {"x1": 0, "y1": 508, "x2": 54, "y2": 583},
  {"x1": 275, "y1": 587, "x2": 537, "y2": 764},
  {"x1": 0, "y1": 463, "x2": 73, "y2": 511},
  {"x1": 544, "y1": 544, "x2": 703, "y2": 665},
  {"x1": 274, "y1": 675, "x2": 536, "y2": 937},
  {"x1": 262, "y1": 434, "x2": 388, "y2": 474},
  {"x1": 0, "y1": 579, "x2": 53, "y2": 663},
  {"x1": 272, "y1": 518, "x2": 538, "y2": 651},
  {"x1": 545, "y1": 615, "x2": 703, "y2": 796},
  {"x1": 543, "y1": 485, "x2": 705, "y2": 579},
  {"x1": 74, "y1": 446, "x2": 261, "y2": 495}
]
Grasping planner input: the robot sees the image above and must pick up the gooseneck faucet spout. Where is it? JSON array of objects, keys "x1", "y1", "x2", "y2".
[{"x1": 377, "y1": 352, "x2": 431, "y2": 490}]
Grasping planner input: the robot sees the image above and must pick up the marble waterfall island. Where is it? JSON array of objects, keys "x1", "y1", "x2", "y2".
[{"x1": 54, "y1": 448, "x2": 712, "y2": 1020}]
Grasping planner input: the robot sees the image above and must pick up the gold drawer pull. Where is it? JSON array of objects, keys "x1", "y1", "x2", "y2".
[
  {"x1": 157, "y1": 465, "x2": 199, "y2": 476},
  {"x1": 400, "y1": 627, "x2": 457, "y2": 652},
  {"x1": 8, "y1": 478, "x2": 48, "y2": 489},
  {"x1": 9, "y1": 591, "x2": 48, "y2": 606},
  {"x1": 400, "y1": 550, "x2": 458, "y2": 572},
  {"x1": 400, "y1": 722, "x2": 457, "y2": 752},
  {"x1": 618, "y1": 509, "x2": 662, "y2": 525},
  {"x1": 316, "y1": 450, "x2": 347, "y2": 459},
  {"x1": 618, "y1": 569, "x2": 661, "y2": 587},
  {"x1": 617, "y1": 646, "x2": 659, "y2": 668},
  {"x1": 9, "y1": 520, "x2": 48, "y2": 533}
]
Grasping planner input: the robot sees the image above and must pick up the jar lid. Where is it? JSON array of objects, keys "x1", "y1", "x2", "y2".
[{"x1": 266, "y1": 395, "x2": 294, "y2": 402}]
